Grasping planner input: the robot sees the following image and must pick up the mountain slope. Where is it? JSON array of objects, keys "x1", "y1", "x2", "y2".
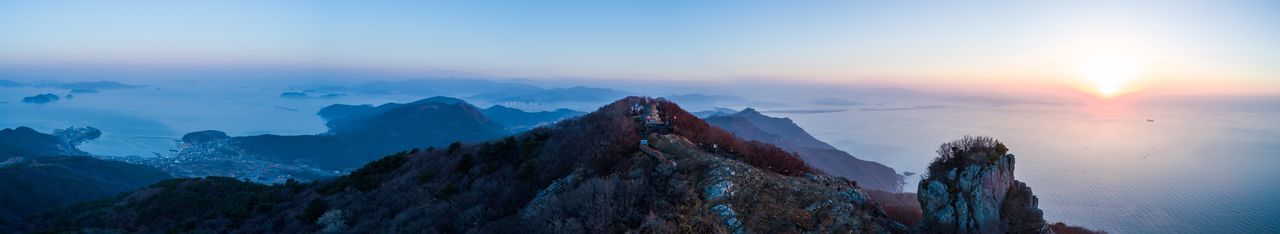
[
  {"x1": 705, "y1": 108, "x2": 904, "y2": 192},
  {"x1": 0, "y1": 127, "x2": 170, "y2": 231},
  {"x1": 0, "y1": 127, "x2": 86, "y2": 158},
  {"x1": 30, "y1": 97, "x2": 904, "y2": 233},
  {"x1": 480, "y1": 105, "x2": 584, "y2": 132},
  {"x1": 160, "y1": 97, "x2": 511, "y2": 179},
  {"x1": 0, "y1": 156, "x2": 171, "y2": 230}
]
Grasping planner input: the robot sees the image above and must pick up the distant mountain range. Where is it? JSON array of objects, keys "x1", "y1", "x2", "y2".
[
  {"x1": 336, "y1": 79, "x2": 544, "y2": 97},
  {"x1": 469, "y1": 86, "x2": 631, "y2": 104},
  {"x1": 33, "y1": 80, "x2": 144, "y2": 90},
  {"x1": 664, "y1": 93, "x2": 769, "y2": 110},
  {"x1": 691, "y1": 107, "x2": 738, "y2": 118},
  {"x1": 480, "y1": 105, "x2": 586, "y2": 132},
  {"x1": 705, "y1": 108, "x2": 904, "y2": 192}
]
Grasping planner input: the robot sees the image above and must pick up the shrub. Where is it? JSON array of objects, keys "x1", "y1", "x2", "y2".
[
  {"x1": 416, "y1": 170, "x2": 436, "y2": 184},
  {"x1": 347, "y1": 152, "x2": 409, "y2": 192},
  {"x1": 455, "y1": 154, "x2": 474, "y2": 173},
  {"x1": 446, "y1": 141, "x2": 462, "y2": 155},
  {"x1": 654, "y1": 97, "x2": 815, "y2": 176},
  {"x1": 926, "y1": 135, "x2": 1008, "y2": 179},
  {"x1": 301, "y1": 198, "x2": 328, "y2": 223}
]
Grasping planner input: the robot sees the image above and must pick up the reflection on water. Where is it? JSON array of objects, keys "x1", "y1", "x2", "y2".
[{"x1": 772, "y1": 102, "x2": 1280, "y2": 233}]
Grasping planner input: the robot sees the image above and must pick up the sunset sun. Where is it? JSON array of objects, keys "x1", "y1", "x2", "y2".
[
  {"x1": 2, "y1": 1, "x2": 1277, "y2": 233},
  {"x1": 1076, "y1": 56, "x2": 1146, "y2": 98}
]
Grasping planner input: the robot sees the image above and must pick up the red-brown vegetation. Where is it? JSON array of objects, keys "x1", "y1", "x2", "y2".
[
  {"x1": 652, "y1": 97, "x2": 815, "y2": 176},
  {"x1": 864, "y1": 189, "x2": 923, "y2": 226}
]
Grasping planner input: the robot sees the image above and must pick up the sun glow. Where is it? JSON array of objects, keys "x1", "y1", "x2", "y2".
[{"x1": 1075, "y1": 55, "x2": 1147, "y2": 98}]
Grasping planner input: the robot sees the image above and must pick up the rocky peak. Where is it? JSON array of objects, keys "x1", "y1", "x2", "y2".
[
  {"x1": 736, "y1": 107, "x2": 762, "y2": 116},
  {"x1": 916, "y1": 136, "x2": 1049, "y2": 233}
]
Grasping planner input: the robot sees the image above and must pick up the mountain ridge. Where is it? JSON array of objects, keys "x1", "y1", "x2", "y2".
[
  {"x1": 705, "y1": 108, "x2": 904, "y2": 192},
  {"x1": 27, "y1": 97, "x2": 908, "y2": 233}
]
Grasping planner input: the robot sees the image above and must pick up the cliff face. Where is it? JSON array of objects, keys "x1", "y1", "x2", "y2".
[{"x1": 916, "y1": 136, "x2": 1049, "y2": 234}]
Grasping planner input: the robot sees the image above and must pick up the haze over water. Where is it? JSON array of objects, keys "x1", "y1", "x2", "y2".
[
  {"x1": 5, "y1": 77, "x2": 1277, "y2": 233},
  {"x1": 773, "y1": 101, "x2": 1280, "y2": 233},
  {"x1": 3, "y1": 1, "x2": 1279, "y2": 232}
]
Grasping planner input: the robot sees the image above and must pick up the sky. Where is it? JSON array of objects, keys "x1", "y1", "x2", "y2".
[{"x1": 1, "y1": 0, "x2": 1277, "y2": 94}]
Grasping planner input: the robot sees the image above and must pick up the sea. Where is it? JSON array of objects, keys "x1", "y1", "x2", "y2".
[
  {"x1": 3, "y1": 82, "x2": 1278, "y2": 233},
  {"x1": 769, "y1": 99, "x2": 1280, "y2": 233}
]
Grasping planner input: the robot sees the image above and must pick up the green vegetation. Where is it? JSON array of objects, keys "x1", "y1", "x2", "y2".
[
  {"x1": 926, "y1": 135, "x2": 1009, "y2": 179},
  {"x1": 302, "y1": 198, "x2": 329, "y2": 223},
  {"x1": 446, "y1": 141, "x2": 462, "y2": 155},
  {"x1": 455, "y1": 153, "x2": 474, "y2": 173},
  {"x1": 321, "y1": 151, "x2": 411, "y2": 194}
]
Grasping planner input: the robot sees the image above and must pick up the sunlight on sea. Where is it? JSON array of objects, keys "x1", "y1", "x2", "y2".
[{"x1": 772, "y1": 102, "x2": 1280, "y2": 233}]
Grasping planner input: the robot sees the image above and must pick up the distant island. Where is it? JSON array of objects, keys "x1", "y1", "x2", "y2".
[
  {"x1": 21, "y1": 93, "x2": 60, "y2": 104},
  {"x1": 32, "y1": 80, "x2": 142, "y2": 90},
  {"x1": 0, "y1": 79, "x2": 23, "y2": 87},
  {"x1": 280, "y1": 91, "x2": 346, "y2": 99},
  {"x1": 69, "y1": 89, "x2": 99, "y2": 94}
]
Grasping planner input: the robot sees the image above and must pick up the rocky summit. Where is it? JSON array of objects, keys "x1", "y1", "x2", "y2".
[{"x1": 916, "y1": 136, "x2": 1050, "y2": 233}]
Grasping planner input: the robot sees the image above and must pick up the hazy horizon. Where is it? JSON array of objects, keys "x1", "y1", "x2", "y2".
[
  {"x1": 2, "y1": 1, "x2": 1278, "y2": 233},
  {"x1": 3, "y1": 1, "x2": 1278, "y2": 97}
]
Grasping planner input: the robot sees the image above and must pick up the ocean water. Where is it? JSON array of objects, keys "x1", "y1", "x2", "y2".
[
  {"x1": 0, "y1": 82, "x2": 421, "y2": 156},
  {"x1": 5, "y1": 82, "x2": 1278, "y2": 232},
  {"x1": 770, "y1": 101, "x2": 1280, "y2": 233}
]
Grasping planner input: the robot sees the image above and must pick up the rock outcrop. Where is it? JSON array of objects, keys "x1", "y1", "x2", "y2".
[{"x1": 916, "y1": 136, "x2": 1050, "y2": 233}]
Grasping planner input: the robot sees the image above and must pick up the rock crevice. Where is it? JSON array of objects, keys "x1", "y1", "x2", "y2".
[{"x1": 916, "y1": 136, "x2": 1050, "y2": 234}]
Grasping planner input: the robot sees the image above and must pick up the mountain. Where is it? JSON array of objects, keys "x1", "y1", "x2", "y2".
[
  {"x1": 691, "y1": 107, "x2": 737, "y2": 118},
  {"x1": 0, "y1": 156, "x2": 171, "y2": 231},
  {"x1": 343, "y1": 79, "x2": 544, "y2": 96},
  {"x1": 0, "y1": 127, "x2": 171, "y2": 231},
  {"x1": 317, "y1": 96, "x2": 468, "y2": 131},
  {"x1": 15, "y1": 98, "x2": 1096, "y2": 233},
  {"x1": 705, "y1": 108, "x2": 904, "y2": 192},
  {"x1": 146, "y1": 97, "x2": 514, "y2": 183},
  {"x1": 319, "y1": 97, "x2": 581, "y2": 136},
  {"x1": 481, "y1": 105, "x2": 585, "y2": 132},
  {"x1": 28, "y1": 97, "x2": 908, "y2": 233},
  {"x1": 0, "y1": 127, "x2": 89, "y2": 159},
  {"x1": 320, "y1": 97, "x2": 505, "y2": 138}
]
